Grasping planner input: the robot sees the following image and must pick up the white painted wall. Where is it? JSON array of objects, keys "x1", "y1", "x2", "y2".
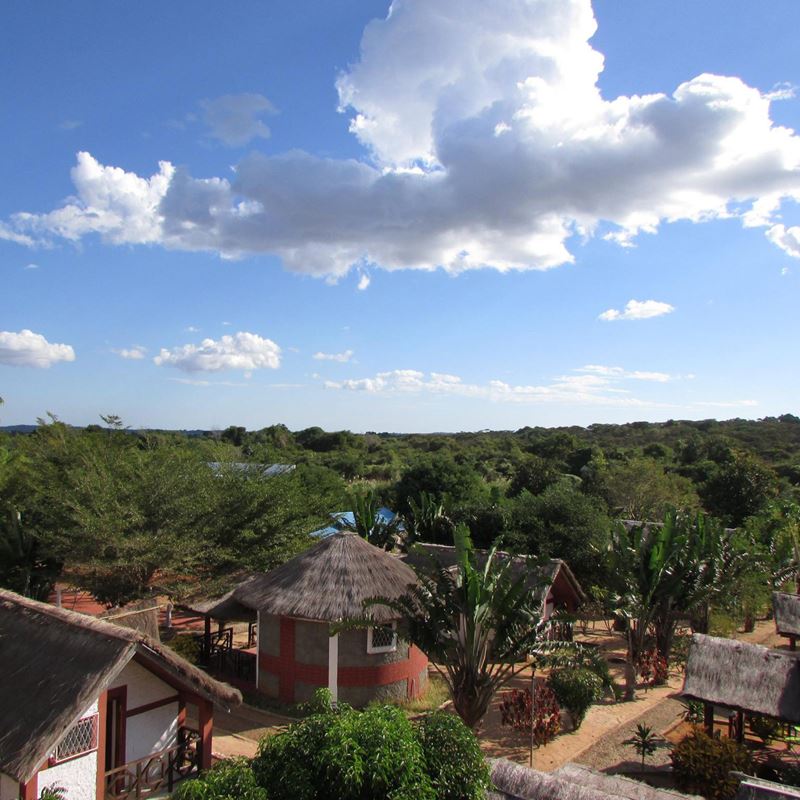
[
  {"x1": 125, "y1": 704, "x2": 179, "y2": 763},
  {"x1": 109, "y1": 661, "x2": 180, "y2": 763},
  {"x1": 35, "y1": 700, "x2": 100, "y2": 800},
  {"x1": 36, "y1": 751, "x2": 97, "y2": 800},
  {"x1": 0, "y1": 772, "x2": 20, "y2": 800},
  {"x1": 110, "y1": 661, "x2": 175, "y2": 709}
]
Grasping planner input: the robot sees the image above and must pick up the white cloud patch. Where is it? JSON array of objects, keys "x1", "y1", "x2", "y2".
[
  {"x1": 766, "y1": 224, "x2": 800, "y2": 259},
  {"x1": 5, "y1": 1, "x2": 800, "y2": 276},
  {"x1": 313, "y1": 349, "x2": 354, "y2": 363},
  {"x1": 325, "y1": 364, "x2": 678, "y2": 406},
  {"x1": 24, "y1": 263, "x2": 38, "y2": 270},
  {"x1": 201, "y1": 93, "x2": 276, "y2": 146},
  {"x1": 599, "y1": 299, "x2": 675, "y2": 321},
  {"x1": 154, "y1": 331, "x2": 281, "y2": 373},
  {"x1": 58, "y1": 120, "x2": 83, "y2": 131},
  {"x1": 0, "y1": 329, "x2": 75, "y2": 368},
  {"x1": 357, "y1": 272, "x2": 371, "y2": 290},
  {"x1": 113, "y1": 345, "x2": 147, "y2": 360}
]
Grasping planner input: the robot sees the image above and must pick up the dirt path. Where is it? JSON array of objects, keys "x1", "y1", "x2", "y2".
[
  {"x1": 477, "y1": 619, "x2": 785, "y2": 772},
  {"x1": 209, "y1": 619, "x2": 788, "y2": 765},
  {"x1": 213, "y1": 703, "x2": 295, "y2": 759}
]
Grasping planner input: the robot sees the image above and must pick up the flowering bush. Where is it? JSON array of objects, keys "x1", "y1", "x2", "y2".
[
  {"x1": 498, "y1": 680, "x2": 560, "y2": 746},
  {"x1": 638, "y1": 648, "x2": 669, "y2": 687}
]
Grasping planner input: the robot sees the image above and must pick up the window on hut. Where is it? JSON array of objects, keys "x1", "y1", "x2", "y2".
[
  {"x1": 52, "y1": 714, "x2": 98, "y2": 764},
  {"x1": 367, "y1": 623, "x2": 397, "y2": 654}
]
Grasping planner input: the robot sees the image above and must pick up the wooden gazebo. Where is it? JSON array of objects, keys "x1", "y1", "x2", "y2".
[
  {"x1": 682, "y1": 634, "x2": 800, "y2": 742},
  {"x1": 773, "y1": 592, "x2": 800, "y2": 651}
]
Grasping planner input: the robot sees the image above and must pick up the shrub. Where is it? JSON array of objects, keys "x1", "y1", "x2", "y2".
[
  {"x1": 166, "y1": 634, "x2": 201, "y2": 665},
  {"x1": 413, "y1": 712, "x2": 489, "y2": 800},
  {"x1": 498, "y1": 681, "x2": 560, "y2": 746},
  {"x1": 174, "y1": 758, "x2": 267, "y2": 800},
  {"x1": 547, "y1": 668, "x2": 603, "y2": 728},
  {"x1": 637, "y1": 649, "x2": 669, "y2": 687},
  {"x1": 747, "y1": 714, "x2": 780, "y2": 745},
  {"x1": 671, "y1": 729, "x2": 753, "y2": 800},
  {"x1": 253, "y1": 703, "x2": 435, "y2": 800}
]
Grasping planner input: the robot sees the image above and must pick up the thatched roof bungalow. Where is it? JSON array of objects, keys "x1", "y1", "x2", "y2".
[
  {"x1": 403, "y1": 543, "x2": 585, "y2": 622},
  {"x1": 489, "y1": 759, "x2": 701, "y2": 800},
  {"x1": 681, "y1": 633, "x2": 800, "y2": 738},
  {"x1": 233, "y1": 532, "x2": 427, "y2": 707},
  {"x1": 0, "y1": 589, "x2": 240, "y2": 800},
  {"x1": 773, "y1": 592, "x2": 800, "y2": 649}
]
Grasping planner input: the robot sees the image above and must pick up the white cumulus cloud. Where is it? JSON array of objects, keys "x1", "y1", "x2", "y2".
[
  {"x1": 599, "y1": 299, "x2": 675, "y2": 321},
  {"x1": 325, "y1": 364, "x2": 678, "y2": 406},
  {"x1": 0, "y1": 329, "x2": 75, "y2": 368},
  {"x1": 113, "y1": 345, "x2": 147, "y2": 360},
  {"x1": 313, "y1": 349, "x2": 354, "y2": 363},
  {"x1": 200, "y1": 93, "x2": 277, "y2": 147},
  {"x1": 154, "y1": 332, "x2": 281, "y2": 373},
  {"x1": 766, "y1": 224, "x2": 800, "y2": 258},
  {"x1": 4, "y1": 2, "x2": 800, "y2": 277}
]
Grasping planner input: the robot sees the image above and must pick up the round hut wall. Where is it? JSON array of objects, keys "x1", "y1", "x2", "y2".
[{"x1": 257, "y1": 613, "x2": 428, "y2": 707}]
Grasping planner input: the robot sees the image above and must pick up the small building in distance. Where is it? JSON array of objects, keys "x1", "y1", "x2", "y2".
[
  {"x1": 403, "y1": 543, "x2": 585, "y2": 624},
  {"x1": 0, "y1": 589, "x2": 241, "y2": 800},
  {"x1": 773, "y1": 591, "x2": 800, "y2": 650},
  {"x1": 233, "y1": 531, "x2": 427, "y2": 707}
]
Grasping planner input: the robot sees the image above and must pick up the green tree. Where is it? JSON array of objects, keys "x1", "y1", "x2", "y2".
[
  {"x1": 701, "y1": 452, "x2": 778, "y2": 526},
  {"x1": 370, "y1": 526, "x2": 557, "y2": 729}
]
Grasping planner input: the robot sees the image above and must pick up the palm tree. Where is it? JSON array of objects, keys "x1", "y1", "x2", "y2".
[
  {"x1": 343, "y1": 489, "x2": 403, "y2": 550},
  {"x1": 610, "y1": 510, "x2": 749, "y2": 700},
  {"x1": 368, "y1": 525, "x2": 559, "y2": 730}
]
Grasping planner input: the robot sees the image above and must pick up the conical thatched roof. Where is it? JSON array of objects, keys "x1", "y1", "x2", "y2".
[
  {"x1": 0, "y1": 589, "x2": 241, "y2": 784},
  {"x1": 489, "y1": 759, "x2": 700, "y2": 800},
  {"x1": 682, "y1": 633, "x2": 800, "y2": 723},
  {"x1": 233, "y1": 532, "x2": 417, "y2": 623},
  {"x1": 773, "y1": 592, "x2": 800, "y2": 638}
]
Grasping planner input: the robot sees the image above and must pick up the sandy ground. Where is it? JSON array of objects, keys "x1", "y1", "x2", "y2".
[{"x1": 211, "y1": 618, "x2": 790, "y2": 769}]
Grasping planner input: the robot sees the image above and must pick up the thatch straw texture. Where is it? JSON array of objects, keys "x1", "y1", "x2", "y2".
[
  {"x1": 234, "y1": 532, "x2": 417, "y2": 623},
  {"x1": 490, "y1": 760, "x2": 700, "y2": 800},
  {"x1": 0, "y1": 589, "x2": 241, "y2": 783},
  {"x1": 100, "y1": 597, "x2": 161, "y2": 639},
  {"x1": 184, "y1": 580, "x2": 257, "y2": 621},
  {"x1": 554, "y1": 764, "x2": 701, "y2": 800},
  {"x1": 403, "y1": 543, "x2": 585, "y2": 607},
  {"x1": 682, "y1": 633, "x2": 800, "y2": 723},
  {"x1": 773, "y1": 592, "x2": 800, "y2": 638}
]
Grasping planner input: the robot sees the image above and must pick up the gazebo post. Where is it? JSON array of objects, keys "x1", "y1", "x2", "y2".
[
  {"x1": 736, "y1": 710, "x2": 744, "y2": 743},
  {"x1": 791, "y1": 636, "x2": 796, "y2": 652},
  {"x1": 204, "y1": 614, "x2": 212, "y2": 662},
  {"x1": 704, "y1": 702, "x2": 714, "y2": 736}
]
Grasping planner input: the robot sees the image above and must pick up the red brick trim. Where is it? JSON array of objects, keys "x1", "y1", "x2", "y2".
[{"x1": 259, "y1": 642, "x2": 429, "y2": 700}]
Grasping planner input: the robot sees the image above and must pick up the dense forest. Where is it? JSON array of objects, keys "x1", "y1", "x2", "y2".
[{"x1": 1, "y1": 412, "x2": 799, "y2": 621}]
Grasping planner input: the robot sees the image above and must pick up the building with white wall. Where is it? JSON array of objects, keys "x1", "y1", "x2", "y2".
[{"x1": 0, "y1": 589, "x2": 241, "y2": 800}]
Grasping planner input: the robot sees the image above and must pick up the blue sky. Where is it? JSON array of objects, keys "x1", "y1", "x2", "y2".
[{"x1": 1, "y1": 0, "x2": 799, "y2": 432}]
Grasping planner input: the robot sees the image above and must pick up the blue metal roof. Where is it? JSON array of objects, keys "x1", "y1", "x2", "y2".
[{"x1": 309, "y1": 506, "x2": 403, "y2": 538}]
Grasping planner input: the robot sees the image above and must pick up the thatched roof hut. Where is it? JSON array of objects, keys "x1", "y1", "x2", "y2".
[
  {"x1": 0, "y1": 588, "x2": 241, "y2": 784},
  {"x1": 99, "y1": 597, "x2": 161, "y2": 639},
  {"x1": 489, "y1": 759, "x2": 700, "y2": 800},
  {"x1": 403, "y1": 543, "x2": 585, "y2": 611},
  {"x1": 682, "y1": 633, "x2": 800, "y2": 723},
  {"x1": 773, "y1": 592, "x2": 800, "y2": 639},
  {"x1": 234, "y1": 531, "x2": 417, "y2": 623}
]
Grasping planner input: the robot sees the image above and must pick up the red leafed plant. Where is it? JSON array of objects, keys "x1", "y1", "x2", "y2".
[
  {"x1": 638, "y1": 648, "x2": 669, "y2": 688},
  {"x1": 498, "y1": 679, "x2": 560, "y2": 746}
]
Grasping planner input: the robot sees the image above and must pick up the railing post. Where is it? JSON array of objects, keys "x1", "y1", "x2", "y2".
[{"x1": 135, "y1": 761, "x2": 142, "y2": 800}]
